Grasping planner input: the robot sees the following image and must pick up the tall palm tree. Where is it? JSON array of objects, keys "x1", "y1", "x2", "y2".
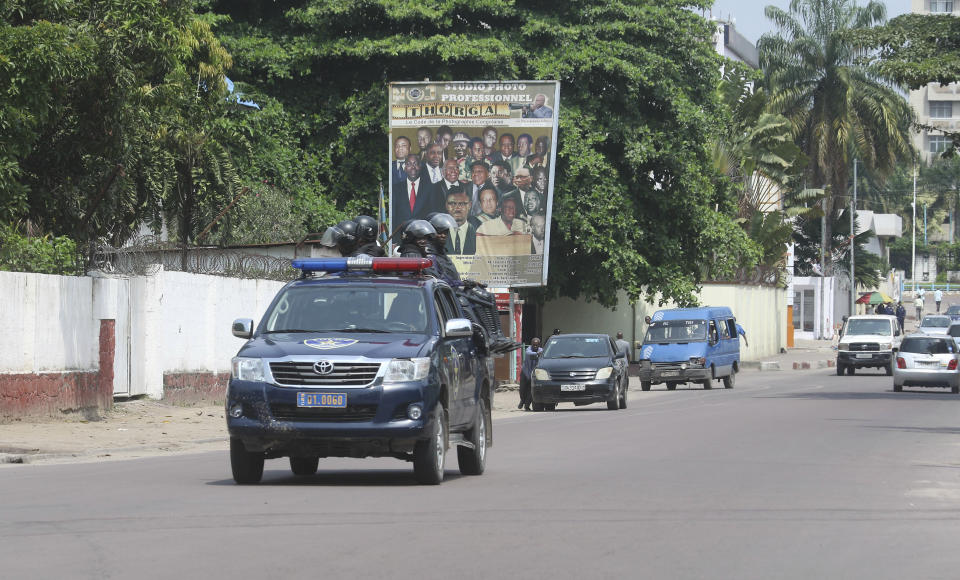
[{"x1": 759, "y1": 0, "x2": 915, "y2": 274}]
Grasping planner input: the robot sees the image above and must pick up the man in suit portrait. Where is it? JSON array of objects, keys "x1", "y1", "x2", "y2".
[
  {"x1": 468, "y1": 137, "x2": 486, "y2": 166},
  {"x1": 467, "y1": 160, "x2": 495, "y2": 218},
  {"x1": 516, "y1": 133, "x2": 533, "y2": 164},
  {"x1": 469, "y1": 186, "x2": 501, "y2": 229},
  {"x1": 521, "y1": 93, "x2": 553, "y2": 118},
  {"x1": 440, "y1": 159, "x2": 462, "y2": 195},
  {"x1": 529, "y1": 214, "x2": 546, "y2": 254},
  {"x1": 393, "y1": 154, "x2": 440, "y2": 224},
  {"x1": 532, "y1": 165, "x2": 549, "y2": 198},
  {"x1": 489, "y1": 161, "x2": 515, "y2": 197},
  {"x1": 493, "y1": 133, "x2": 522, "y2": 174},
  {"x1": 423, "y1": 142, "x2": 444, "y2": 184},
  {"x1": 391, "y1": 136, "x2": 411, "y2": 184},
  {"x1": 416, "y1": 126, "x2": 433, "y2": 158},
  {"x1": 444, "y1": 188, "x2": 477, "y2": 255}
]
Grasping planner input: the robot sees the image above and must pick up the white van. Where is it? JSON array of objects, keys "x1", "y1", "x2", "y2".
[{"x1": 836, "y1": 315, "x2": 902, "y2": 376}]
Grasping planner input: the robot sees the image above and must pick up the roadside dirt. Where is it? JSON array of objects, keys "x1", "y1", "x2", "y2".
[{"x1": 0, "y1": 386, "x2": 525, "y2": 465}]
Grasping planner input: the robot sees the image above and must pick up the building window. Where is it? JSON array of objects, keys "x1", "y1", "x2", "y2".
[
  {"x1": 930, "y1": 101, "x2": 953, "y2": 118},
  {"x1": 930, "y1": 0, "x2": 954, "y2": 13},
  {"x1": 930, "y1": 134, "x2": 952, "y2": 154}
]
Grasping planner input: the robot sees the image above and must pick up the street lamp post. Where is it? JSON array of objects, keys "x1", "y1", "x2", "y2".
[
  {"x1": 850, "y1": 159, "x2": 857, "y2": 316},
  {"x1": 912, "y1": 164, "x2": 917, "y2": 296}
]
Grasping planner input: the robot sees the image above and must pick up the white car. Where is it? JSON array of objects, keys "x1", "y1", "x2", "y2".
[
  {"x1": 918, "y1": 315, "x2": 952, "y2": 336},
  {"x1": 893, "y1": 334, "x2": 960, "y2": 393}
]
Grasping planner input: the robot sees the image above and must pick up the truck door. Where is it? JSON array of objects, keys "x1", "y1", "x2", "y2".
[{"x1": 436, "y1": 287, "x2": 475, "y2": 428}]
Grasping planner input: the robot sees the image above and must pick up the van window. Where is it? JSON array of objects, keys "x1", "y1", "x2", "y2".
[
  {"x1": 719, "y1": 319, "x2": 731, "y2": 339},
  {"x1": 708, "y1": 321, "x2": 718, "y2": 343},
  {"x1": 645, "y1": 320, "x2": 707, "y2": 343},
  {"x1": 725, "y1": 319, "x2": 736, "y2": 339}
]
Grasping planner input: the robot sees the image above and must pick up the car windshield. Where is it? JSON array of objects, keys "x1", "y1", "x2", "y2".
[
  {"x1": 900, "y1": 337, "x2": 955, "y2": 354},
  {"x1": 542, "y1": 336, "x2": 611, "y2": 358},
  {"x1": 947, "y1": 305, "x2": 960, "y2": 315},
  {"x1": 644, "y1": 320, "x2": 708, "y2": 343},
  {"x1": 262, "y1": 286, "x2": 428, "y2": 334},
  {"x1": 949, "y1": 325, "x2": 960, "y2": 338},
  {"x1": 920, "y1": 316, "x2": 951, "y2": 329},
  {"x1": 844, "y1": 319, "x2": 891, "y2": 336}
]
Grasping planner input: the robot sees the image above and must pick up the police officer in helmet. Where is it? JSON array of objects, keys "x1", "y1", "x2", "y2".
[
  {"x1": 398, "y1": 220, "x2": 437, "y2": 259},
  {"x1": 427, "y1": 213, "x2": 461, "y2": 283},
  {"x1": 334, "y1": 219, "x2": 359, "y2": 257},
  {"x1": 351, "y1": 215, "x2": 385, "y2": 257}
]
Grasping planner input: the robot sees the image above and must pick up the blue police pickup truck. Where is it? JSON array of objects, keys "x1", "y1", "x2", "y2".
[{"x1": 226, "y1": 257, "x2": 494, "y2": 485}]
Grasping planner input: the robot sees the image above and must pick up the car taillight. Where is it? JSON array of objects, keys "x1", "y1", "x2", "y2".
[
  {"x1": 949, "y1": 359, "x2": 958, "y2": 371},
  {"x1": 896, "y1": 357, "x2": 906, "y2": 369}
]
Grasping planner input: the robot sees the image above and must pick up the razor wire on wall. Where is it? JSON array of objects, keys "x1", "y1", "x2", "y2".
[{"x1": 90, "y1": 235, "x2": 298, "y2": 281}]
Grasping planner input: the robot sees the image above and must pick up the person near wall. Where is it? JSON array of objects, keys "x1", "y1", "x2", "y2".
[
  {"x1": 615, "y1": 331, "x2": 631, "y2": 361},
  {"x1": 916, "y1": 295, "x2": 924, "y2": 322},
  {"x1": 935, "y1": 288, "x2": 943, "y2": 313},
  {"x1": 519, "y1": 338, "x2": 543, "y2": 411},
  {"x1": 895, "y1": 302, "x2": 906, "y2": 332}
]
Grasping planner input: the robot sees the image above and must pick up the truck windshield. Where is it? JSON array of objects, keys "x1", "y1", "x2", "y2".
[
  {"x1": 844, "y1": 319, "x2": 891, "y2": 336},
  {"x1": 543, "y1": 336, "x2": 610, "y2": 358},
  {"x1": 644, "y1": 320, "x2": 707, "y2": 343},
  {"x1": 262, "y1": 286, "x2": 428, "y2": 334}
]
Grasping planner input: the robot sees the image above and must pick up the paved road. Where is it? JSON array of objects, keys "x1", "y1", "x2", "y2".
[{"x1": 3, "y1": 369, "x2": 960, "y2": 579}]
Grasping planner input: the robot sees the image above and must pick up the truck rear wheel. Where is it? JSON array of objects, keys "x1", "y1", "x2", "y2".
[
  {"x1": 414, "y1": 406, "x2": 447, "y2": 485},
  {"x1": 641, "y1": 381, "x2": 651, "y2": 391},
  {"x1": 457, "y1": 399, "x2": 487, "y2": 475},
  {"x1": 723, "y1": 371, "x2": 735, "y2": 389}
]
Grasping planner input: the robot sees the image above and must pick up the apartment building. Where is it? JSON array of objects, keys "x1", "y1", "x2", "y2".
[{"x1": 909, "y1": 0, "x2": 959, "y2": 163}]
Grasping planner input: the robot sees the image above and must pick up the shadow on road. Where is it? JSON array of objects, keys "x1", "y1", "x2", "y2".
[
  {"x1": 757, "y1": 390, "x2": 958, "y2": 401},
  {"x1": 207, "y1": 469, "x2": 466, "y2": 487},
  {"x1": 863, "y1": 425, "x2": 960, "y2": 436}
]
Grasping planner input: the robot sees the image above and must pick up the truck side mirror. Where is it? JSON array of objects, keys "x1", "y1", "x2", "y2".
[
  {"x1": 232, "y1": 318, "x2": 253, "y2": 339},
  {"x1": 444, "y1": 318, "x2": 473, "y2": 337}
]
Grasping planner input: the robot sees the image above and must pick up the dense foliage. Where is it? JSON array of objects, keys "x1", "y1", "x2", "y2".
[
  {"x1": 205, "y1": 0, "x2": 757, "y2": 306},
  {"x1": 0, "y1": 223, "x2": 81, "y2": 275}
]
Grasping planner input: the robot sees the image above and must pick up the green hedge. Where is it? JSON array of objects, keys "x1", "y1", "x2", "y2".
[{"x1": 0, "y1": 224, "x2": 82, "y2": 275}]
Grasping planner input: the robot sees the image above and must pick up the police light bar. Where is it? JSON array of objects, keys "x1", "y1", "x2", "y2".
[{"x1": 292, "y1": 257, "x2": 433, "y2": 274}]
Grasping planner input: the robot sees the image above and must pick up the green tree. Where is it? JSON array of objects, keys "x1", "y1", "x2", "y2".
[
  {"x1": 759, "y1": 0, "x2": 915, "y2": 275},
  {"x1": 207, "y1": 0, "x2": 756, "y2": 306}
]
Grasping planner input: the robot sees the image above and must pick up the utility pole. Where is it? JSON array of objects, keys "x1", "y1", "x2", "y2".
[
  {"x1": 820, "y1": 213, "x2": 826, "y2": 340},
  {"x1": 924, "y1": 204, "x2": 928, "y2": 246},
  {"x1": 912, "y1": 164, "x2": 917, "y2": 295},
  {"x1": 850, "y1": 159, "x2": 857, "y2": 316}
]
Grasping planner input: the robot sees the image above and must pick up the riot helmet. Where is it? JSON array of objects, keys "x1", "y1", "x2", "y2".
[
  {"x1": 335, "y1": 219, "x2": 358, "y2": 255},
  {"x1": 354, "y1": 215, "x2": 378, "y2": 243},
  {"x1": 428, "y1": 213, "x2": 458, "y2": 236},
  {"x1": 402, "y1": 219, "x2": 437, "y2": 243}
]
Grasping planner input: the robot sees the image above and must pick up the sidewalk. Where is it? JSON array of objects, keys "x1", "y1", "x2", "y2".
[{"x1": 740, "y1": 338, "x2": 837, "y2": 371}]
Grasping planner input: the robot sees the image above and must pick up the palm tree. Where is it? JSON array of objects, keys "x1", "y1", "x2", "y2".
[{"x1": 759, "y1": 0, "x2": 915, "y2": 274}]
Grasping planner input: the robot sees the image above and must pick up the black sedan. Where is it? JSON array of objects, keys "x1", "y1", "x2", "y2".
[{"x1": 530, "y1": 333, "x2": 628, "y2": 411}]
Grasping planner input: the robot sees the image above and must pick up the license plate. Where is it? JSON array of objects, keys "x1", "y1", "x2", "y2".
[
  {"x1": 297, "y1": 392, "x2": 347, "y2": 408},
  {"x1": 660, "y1": 370, "x2": 679, "y2": 377},
  {"x1": 855, "y1": 353, "x2": 872, "y2": 359},
  {"x1": 560, "y1": 384, "x2": 586, "y2": 392}
]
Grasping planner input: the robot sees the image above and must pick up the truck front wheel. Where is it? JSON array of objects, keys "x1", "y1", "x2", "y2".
[
  {"x1": 414, "y1": 406, "x2": 447, "y2": 485},
  {"x1": 457, "y1": 399, "x2": 488, "y2": 475},
  {"x1": 230, "y1": 438, "x2": 264, "y2": 485}
]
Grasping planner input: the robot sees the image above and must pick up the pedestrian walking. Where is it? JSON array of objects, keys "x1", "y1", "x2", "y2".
[
  {"x1": 895, "y1": 301, "x2": 906, "y2": 332},
  {"x1": 614, "y1": 331, "x2": 631, "y2": 361},
  {"x1": 916, "y1": 295, "x2": 925, "y2": 321},
  {"x1": 518, "y1": 338, "x2": 542, "y2": 411},
  {"x1": 935, "y1": 288, "x2": 943, "y2": 313}
]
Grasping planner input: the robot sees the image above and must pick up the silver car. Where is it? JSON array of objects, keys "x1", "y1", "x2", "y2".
[
  {"x1": 918, "y1": 315, "x2": 952, "y2": 335},
  {"x1": 893, "y1": 335, "x2": 960, "y2": 393}
]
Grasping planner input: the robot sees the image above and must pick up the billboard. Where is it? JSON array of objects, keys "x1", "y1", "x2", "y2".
[{"x1": 388, "y1": 81, "x2": 559, "y2": 287}]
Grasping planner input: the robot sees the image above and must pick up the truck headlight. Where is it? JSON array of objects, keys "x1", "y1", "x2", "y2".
[
  {"x1": 595, "y1": 367, "x2": 614, "y2": 380},
  {"x1": 878, "y1": 343, "x2": 892, "y2": 351},
  {"x1": 689, "y1": 357, "x2": 705, "y2": 367},
  {"x1": 385, "y1": 358, "x2": 431, "y2": 382},
  {"x1": 838, "y1": 343, "x2": 850, "y2": 351},
  {"x1": 231, "y1": 357, "x2": 264, "y2": 381},
  {"x1": 534, "y1": 368, "x2": 550, "y2": 381}
]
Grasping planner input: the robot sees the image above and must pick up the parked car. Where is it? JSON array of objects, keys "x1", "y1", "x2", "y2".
[
  {"x1": 945, "y1": 304, "x2": 960, "y2": 322},
  {"x1": 836, "y1": 315, "x2": 901, "y2": 376},
  {"x1": 531, "y1": 333, "x2": 628, "y2": 411},
  {"x1": 917, "y1": 315, "x2": 952, "y2": 335},
  {"x1": 893, "y1": 334, "x2": 960, "y2": 393}
]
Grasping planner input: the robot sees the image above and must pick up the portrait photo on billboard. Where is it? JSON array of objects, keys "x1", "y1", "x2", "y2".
[{"x1": 389, "y1": 81, "x2": 558, "y2": 287}]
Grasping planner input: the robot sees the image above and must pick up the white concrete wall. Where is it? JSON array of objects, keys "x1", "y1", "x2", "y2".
[
  {"x1": 1, "y1": 269, "x2": 285, "y2": 399},
  {"x1": 541, "y1": 284, "x2": 786, "y2": 361},
  {"x1": 0, "y1": 272, "x2": 97, "y2": 374}
]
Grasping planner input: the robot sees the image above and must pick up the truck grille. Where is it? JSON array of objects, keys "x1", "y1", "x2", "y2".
[
  {"x1": 849, "y1": 343, "x2": 880, "y2": 352},
  {"x1": 269, "y1": 403, "x2": 378, "y2": 422},
  {"x1": 652, "y1": 362, "x2": 687, "y2": 371},
  {"x1": 269, "y1": 362, "x2": 381, "y2": 387}
]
